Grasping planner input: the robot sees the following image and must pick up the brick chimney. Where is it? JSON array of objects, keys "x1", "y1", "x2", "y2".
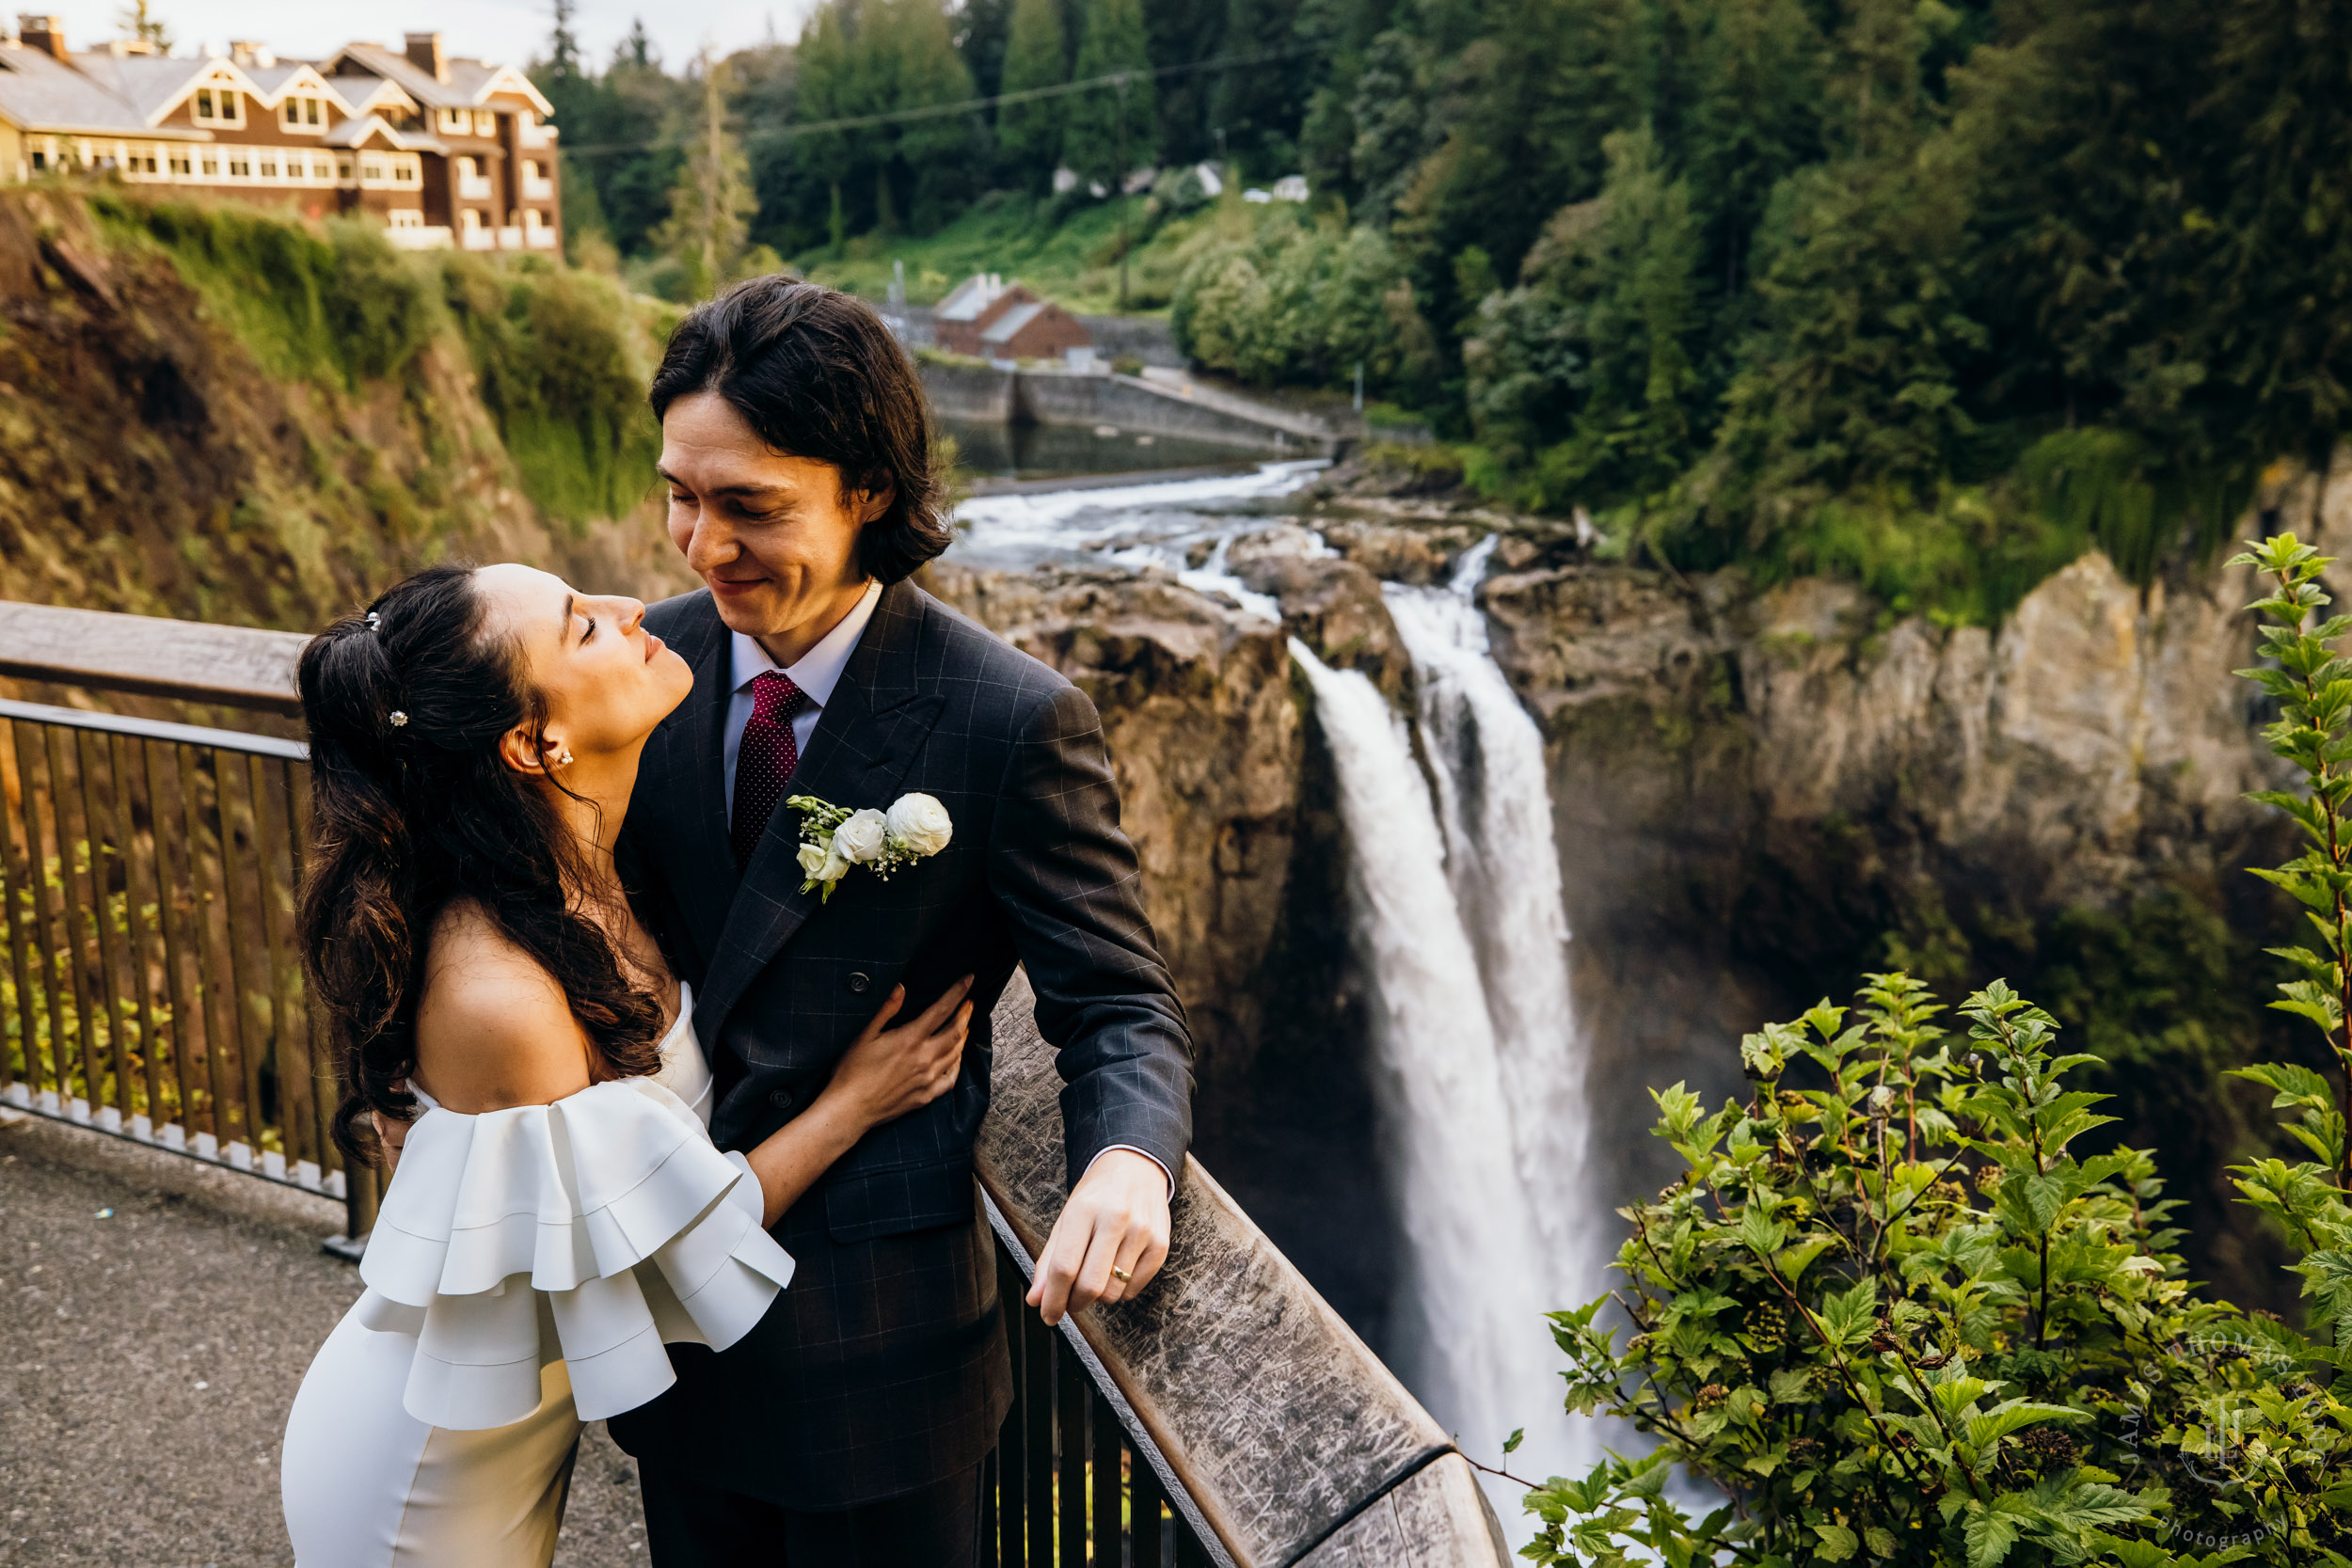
[
  {"x1": 17, "y1": 14, "x2": 67, "y2": 60},
  {"x1": 404, "y1": 31, "x2": 446, "y2": 82}
]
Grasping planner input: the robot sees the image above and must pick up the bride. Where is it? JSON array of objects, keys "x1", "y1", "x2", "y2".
[{"x1": 278, "y1": 561, "x2": 974, "y2": 1568}]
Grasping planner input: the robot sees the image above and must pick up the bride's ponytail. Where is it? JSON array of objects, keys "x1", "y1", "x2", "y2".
[{"x1": 296, "y1": 564, "x2": 663, "y2": 1165}]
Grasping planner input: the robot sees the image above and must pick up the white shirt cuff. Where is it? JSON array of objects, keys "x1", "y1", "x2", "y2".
[{"x1": 1084, "y1": 1143, "x2": 1175, "y2": 1199}]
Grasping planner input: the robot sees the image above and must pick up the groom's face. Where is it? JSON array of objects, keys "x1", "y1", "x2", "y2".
[{"x1": 659, "y1": 391, "x2": 884, "y2": 643}]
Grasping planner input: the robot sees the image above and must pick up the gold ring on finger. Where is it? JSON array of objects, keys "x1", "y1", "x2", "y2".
[{"x1": 1112, "y1": 1266, "x2": 1132, "y2": 1283}]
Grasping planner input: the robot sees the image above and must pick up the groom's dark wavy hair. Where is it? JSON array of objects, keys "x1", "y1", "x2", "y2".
[
  {"x1": 650, "y1": 277, "x2": 953, "y2": 584},
  {"x1": 295, "y1": 562, "x2": 665, "y2": 1165}
]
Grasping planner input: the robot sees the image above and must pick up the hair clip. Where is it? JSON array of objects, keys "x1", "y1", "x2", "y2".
[
  {"x1": 366, "y1": 610, "x2": 382, "y2": 631},
  {"x1": 389, "y1": 710, "x2": 409, "y2": 728}
]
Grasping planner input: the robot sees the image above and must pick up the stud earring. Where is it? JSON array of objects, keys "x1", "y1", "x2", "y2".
[{"x1": 553, "y1": 747, "x2": 575, "y2": 768}]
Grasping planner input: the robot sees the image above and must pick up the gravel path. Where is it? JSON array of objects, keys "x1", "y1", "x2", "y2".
[{"x1": 0, "y1": 1113, "x2": 648, "y2": 1567}]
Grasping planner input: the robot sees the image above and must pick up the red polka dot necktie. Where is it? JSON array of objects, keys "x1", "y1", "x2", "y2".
[{"x1": 731, "y1": 670, "x2": 803, "y2": 872}]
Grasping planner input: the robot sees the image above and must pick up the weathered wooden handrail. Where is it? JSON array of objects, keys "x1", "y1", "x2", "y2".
[
  {"x1": 0, "y1": 602, "x2": 307, "y2": 715},
  {"x1": 979, "y1": 971, "x2": 1507, "y2": 1567},
  {"x1": 2, "y1": 599, "x2": 1512, "y2": 1567}
]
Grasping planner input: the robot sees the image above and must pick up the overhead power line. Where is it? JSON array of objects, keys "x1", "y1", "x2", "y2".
[{"x1": 556, "y1": 40, "x2": 1318, "y2": 158}]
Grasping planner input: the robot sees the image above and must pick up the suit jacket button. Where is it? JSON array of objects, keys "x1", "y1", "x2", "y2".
[
  {"x1": 847, "y1": 972, "x2": 872, "y2": 993},
  {"x1": 770, "y1": 1087, "x2": 795, "y2": 1110}
]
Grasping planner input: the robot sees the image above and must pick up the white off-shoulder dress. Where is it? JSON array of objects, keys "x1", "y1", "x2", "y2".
[{"x1": 281, "y1": 988, "x2": 791, "y2": 1568}]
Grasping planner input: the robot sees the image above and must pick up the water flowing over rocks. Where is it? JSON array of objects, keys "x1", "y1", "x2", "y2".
[{"x1": 936, "y1": 466, "x2": 2352, "y2": 1332}]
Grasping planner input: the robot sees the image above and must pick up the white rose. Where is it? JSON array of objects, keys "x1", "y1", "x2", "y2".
[
  {"x1": 886, "y1": 793, "x2": 954, "y2": 857},
  {"x1": 795, "y1": 841, "x2": 832, "y2": 880},
  {"x1": 834, "y1": 809, "x2": 889, "y2": 863}
]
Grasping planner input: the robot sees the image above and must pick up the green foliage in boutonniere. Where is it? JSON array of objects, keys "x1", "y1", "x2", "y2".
[{"x1": 787, "y1": 791, "x2": 954, "y2": 902}]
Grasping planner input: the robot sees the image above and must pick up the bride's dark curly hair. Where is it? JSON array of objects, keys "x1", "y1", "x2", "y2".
[{"x1": 296, "y1": 562, "x2": 665, "y2": 1164}]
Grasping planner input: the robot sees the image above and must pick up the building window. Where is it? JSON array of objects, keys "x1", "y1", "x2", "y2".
[
  {"x1": 259, "y1": 159, "x2": 278, "y2": 178},
  {"x1": 170, "y1": 156, "x2": 191, "y2": 175},
  {"x1": 439, "y1": 107, "x2": 469, "y2": 135},
  {"x1": 360, "y1": 158, "x2": 387, "y2": 182},
  {"x1": 194, "y1": 87, "x2": 243, "y2": 126},
  {"x1": 458, "y1": 209, "x2": 482, "y2": 230},
  {"x1": 29, "y1": 150, "x2": 45, "y2": 171},
  {"x1": 229, "y1": 159, "x2": 250, "y2": 178},
  {"x1": 475, "y1": 110, "x2": 497, "y2": 135},
  {"x1": 388, "y1": 209, "x2": 423, "y2": 229},
  {"x1": 200, "y1": 157, "x2": 218, "y2": 176},
  {"x1": 308, "y1": 98, "x2": 321, "y2": 126},
  {"x1": 394, "y1": 163, "x2": 417, "y2": 182},
  {"x1": 337, "y1": 159, "x2": 354, "y2": 180},
  {"x1": 313, "y1": 159, "x2": 333, "y2": 180}
]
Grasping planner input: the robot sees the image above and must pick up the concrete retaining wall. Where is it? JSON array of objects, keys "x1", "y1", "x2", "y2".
[{"x1": 921, "y1": 360, "x2": 1336, "y2": 454}]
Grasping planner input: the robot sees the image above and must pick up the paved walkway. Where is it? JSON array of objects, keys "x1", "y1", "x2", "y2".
[{"x1": 0, "y1": 1113, "x2": 648, "y2": 1567}]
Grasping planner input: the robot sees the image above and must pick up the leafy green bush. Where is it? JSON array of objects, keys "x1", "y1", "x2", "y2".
[
  {"x1": 1520, "y1": 537, "x2": 2352, "y2": 1565},
  {"x1": 1168, "y1": 212, "x2": 1436, "y2": 395},
  {"x1": 436, "y1": 258, "x2": 665, "y2": 527}
]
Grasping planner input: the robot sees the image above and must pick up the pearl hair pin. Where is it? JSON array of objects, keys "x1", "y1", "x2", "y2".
[{"x1": 389, "y1": 711, "x2": 409, "y2": 728}]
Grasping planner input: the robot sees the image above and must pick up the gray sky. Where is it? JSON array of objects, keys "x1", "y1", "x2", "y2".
[{"x1": 39, "y1": 1, "x2": 809, "y2": 75}]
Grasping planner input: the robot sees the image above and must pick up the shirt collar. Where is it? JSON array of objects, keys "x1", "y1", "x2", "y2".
[{"x1": 728, "y1": 579, "x2": 884, "y2": 709}]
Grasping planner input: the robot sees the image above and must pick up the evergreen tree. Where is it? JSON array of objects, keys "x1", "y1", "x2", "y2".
[
  {"x1": 655, "y1": 51, "x2": 760, "y2": 298},
  {"x1": 1062, "y1": 0, "x2": 1157, "y2": 188},
  {"x1": 957, "y1": 0, "x2": 1013, "y2": 98},
  {"x1": 997, "y1": 0, "x2": 1070, "y2": 188},
  {"x1": 1142, "y1": 0, "x2": 1224, "y2": 165},
  {"x1": 1205, "y1": 0, "x2": 1306, "y2": 177}
]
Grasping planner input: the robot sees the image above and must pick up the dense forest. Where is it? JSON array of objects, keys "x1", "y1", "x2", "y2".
[{"x1": 540, "y1": 0, "x2": 2352, "y2": 621}]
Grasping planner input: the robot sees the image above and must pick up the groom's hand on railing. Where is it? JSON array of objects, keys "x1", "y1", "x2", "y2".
[{"x1": 1027, "y1": 1148, "x2": 1172, "y2": 1325}]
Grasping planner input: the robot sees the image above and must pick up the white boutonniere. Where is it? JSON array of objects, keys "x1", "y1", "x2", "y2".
[{"x1": 787, "y1": 792, "x2": 954, "y2": 902}]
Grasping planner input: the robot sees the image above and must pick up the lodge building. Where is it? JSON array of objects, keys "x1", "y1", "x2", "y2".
[{"x1": 0, "y1": 18, "x2": 560, "y2": 252}]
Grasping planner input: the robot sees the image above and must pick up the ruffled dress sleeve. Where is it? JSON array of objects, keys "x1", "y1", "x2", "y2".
[{"x1": 350, "y1": 1076, "x2": 794, "y2": 1432}]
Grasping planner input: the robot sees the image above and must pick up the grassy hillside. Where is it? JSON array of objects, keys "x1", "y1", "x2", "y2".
[
  {"x1": 0, "y1": 184, "x2": 690, "y2": 634},
  {"x1": 793, "y1": 186, "x2": 1284, "y2": 315}
]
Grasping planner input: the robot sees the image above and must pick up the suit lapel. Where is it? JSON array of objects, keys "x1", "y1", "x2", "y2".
[
  {"x1": 695, "y1": 581, "x2": 946, "y2": 1044},
  {"x1": 640, "y1": 596, "x2": 737, "y2": 952}
]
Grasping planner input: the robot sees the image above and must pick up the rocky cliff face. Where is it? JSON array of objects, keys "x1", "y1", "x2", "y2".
[
  {"x1": 0, "y1": 188, "x2": 688, "y2": 634},
  {"x1": 927, "y1": 467, "x2": 2350, "y2": 1317}
]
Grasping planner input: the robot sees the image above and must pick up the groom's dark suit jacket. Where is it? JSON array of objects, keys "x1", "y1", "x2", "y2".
[{"x1": 604, "y1": 578, "x2": 1194, "y2": 1510}]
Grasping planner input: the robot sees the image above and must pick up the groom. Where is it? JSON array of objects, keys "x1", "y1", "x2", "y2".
[{"x1": 604, "y1": 277, "x2": 1194, "y2": 1566}]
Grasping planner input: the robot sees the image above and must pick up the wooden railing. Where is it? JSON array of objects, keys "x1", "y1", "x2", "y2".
[{"x1": 0, "y1": 599, "x2": 1510, "y2": 1568}]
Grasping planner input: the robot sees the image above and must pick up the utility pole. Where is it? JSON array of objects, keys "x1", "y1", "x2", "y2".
[{"x1": 1115, "y1": 71, "x2": 1130, "y2": 312}]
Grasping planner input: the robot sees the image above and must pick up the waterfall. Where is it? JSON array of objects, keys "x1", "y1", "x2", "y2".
[
  {"x1": 1383, "y1": 542, "x2": 1599, "y2": 1313},
  {"x1": 1287, "y1": 638, "x2": 1581, "y2": 1516}
]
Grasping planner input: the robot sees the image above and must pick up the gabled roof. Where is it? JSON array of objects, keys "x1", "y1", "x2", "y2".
[
  {"x1": 320, "y1": 42, "x2": 551, "y2": 115},
  {"x1": 322, "y1": 74, "x2": 419, "y2": 118},
  {"x1": 323, "y1": 115, "x2": 445, "y2": 154},
  {"x1": 0, "y1": 42, "x2": 204, "y2": 138},
  {"x1": 980, "y1": 300, "x2": 1053, "y2": 345},
  {"x1": 243, "y1": 62, "x2": 342, "y2": 105}
]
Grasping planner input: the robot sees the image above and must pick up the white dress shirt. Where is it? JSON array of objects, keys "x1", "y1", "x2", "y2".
[{"x1": 718, "y1": 579, "x2": 1172, "y2": 1197}]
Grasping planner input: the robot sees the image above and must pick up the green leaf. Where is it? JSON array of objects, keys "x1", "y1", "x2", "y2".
[
  {"x1": 1813, "y1": 1522, "x2": 1859, "y2": 1562},
  {"x1": 1773, "y1": 1234, "x2": 1836, "y2": 1284},
  {"x1": 1963, "y1": 1505, "x2": 2019, "y2": 1568},
  {"x1": 1865, "y1": 1526, "x2": 1897, "y2": 1558},
  {"x1": 1502, "y1": 1427, "x2": 1523, "y2": 1455}
]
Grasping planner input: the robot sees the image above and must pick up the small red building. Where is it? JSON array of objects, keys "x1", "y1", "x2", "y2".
[{"x1": 934, "y1": 273, "x2": 1091, "y2": 362}]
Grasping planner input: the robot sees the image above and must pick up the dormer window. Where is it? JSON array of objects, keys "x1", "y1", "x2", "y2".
[
  {"x1": 194, "y1": 87, "x2": 243, "y2": 126},
  {"x1": 438, "y1": 107, "x2": 469, "y2": 135},
  {"x1": 281, "y1": 96, "x2": 324, "y2": 130},
  {"x1": 474, "y1": 110, "x2": 496, "y2": 136}
]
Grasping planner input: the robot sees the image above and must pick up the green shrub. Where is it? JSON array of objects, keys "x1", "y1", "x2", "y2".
[
  {"x1": 1168, "y1": 212, "x2": 1434, "y2": 394},
  {"x1": 1520, "y1": 537, "x2": 2352, "y2": 1565},
  {"x1": 436, "y1": 259, "x2": 663, "y2": 527}
]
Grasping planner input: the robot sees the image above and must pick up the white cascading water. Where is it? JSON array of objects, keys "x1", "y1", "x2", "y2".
[
  {"x1": 1288, "y1": 637, "x2": 1583, "y2": 1521},
  {"x1": 1383, "y1": 541, "x2": 1599, "y2": 1318}
]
